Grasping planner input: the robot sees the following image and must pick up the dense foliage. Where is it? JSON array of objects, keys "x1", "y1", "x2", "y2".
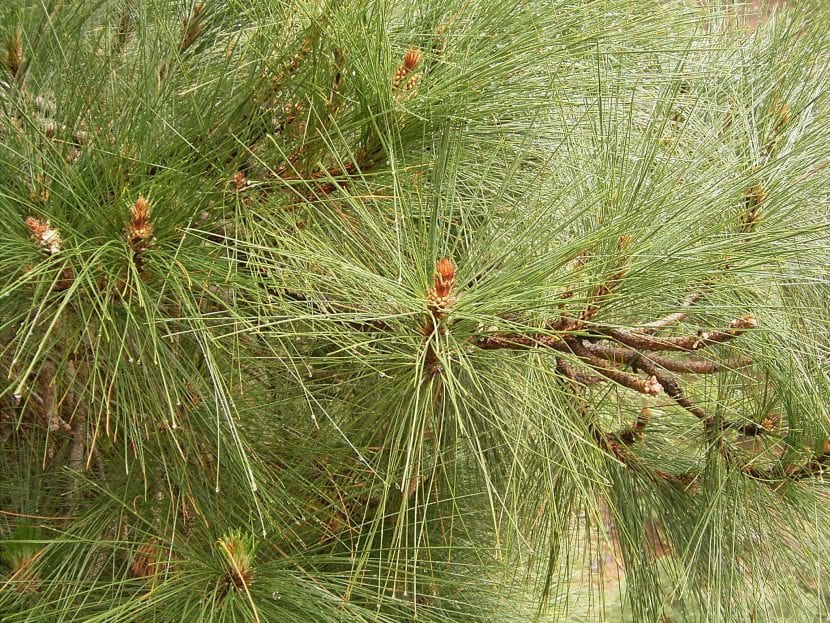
[{"x1": 1, "y1": 1, "x2": 829, "y2": 621}]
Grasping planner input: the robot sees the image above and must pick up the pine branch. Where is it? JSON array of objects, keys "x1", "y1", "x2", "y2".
[
  {"x1": 629, "y1": 355, "x2": 708, "y2": 421},
  {"x1": 583, "y1": 343, "x2": 751, "y2": 374},
  {"x1": 591, "y1": 314, "x2": 758, "y2": 352},
  {"x1": 555, "y1": 357, "x2": 604, "y2": 386},
  {"x1": 566, "y1": 337, "x2": 664, "y2": 397},
  {"x1": 636, "y1": 292, "x2": 702, "y2": 333}
]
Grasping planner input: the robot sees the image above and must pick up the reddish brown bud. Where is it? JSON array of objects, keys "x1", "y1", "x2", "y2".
[
  {"x1": 433, "y1": 258, "x2": 455, "y2": 298},
  {"x1": 231, "y1": 171, "x2": 248, "y2": 190},
  {"x1": 435, "y1": 257, "x2": 455, "y2": 280},
  {"x1": 404, "y1": 74, "x2": 420, "y2": 92},
  {"x1": 403, "y1": 48, "x2": 421, "y2": 71},
  {"x1": 761, "y1": 413, "x2": 780, "y2": 431},
  {"x1": 427, "y1": 258, "x2": 457, "y2": 318},
  {"x1": 127, "y1": 196, "x2": 154, "y2": 250},
  {"x1": 393, "y1": 48, "x2": 422, "y2": 90},
  {"x1": 130, "y1": 541, "x2": 160, "y2": 578}
]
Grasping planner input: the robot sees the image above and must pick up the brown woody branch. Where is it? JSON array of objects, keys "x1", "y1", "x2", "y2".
[
  {"x1": 631, "y1": 356, "x2": 708, "y2": 421},
  {"x1": 566, "y1": 337, "x2": 663, "y2": 397},
  {"x1": 589, "y1": 420, "x2": 694, "y2": 489},
  {"x1": 583, "y1": 342, "x2": 751, "y2": 374},
  {"x1": 636, "y1": 292, "x2": 702, "y2": 333},
  {"x1": 552, "y1": 276, "x2": 824, "y2": 487},
  {"x1": 476, "y1": 333, "x2": 567, "y2": 351},
  {"x1": 555, "y1": 357, "x2": 604, "y2": 386},
  {"x1": 719, "y1": 441, "x2": 830, "y2": 484},
  {"x1": 594, "y1": 314, "x2": 757, "y2": 352}
]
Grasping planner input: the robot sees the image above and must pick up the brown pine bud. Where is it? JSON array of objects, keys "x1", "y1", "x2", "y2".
[
  {"x1": 403, "y1": 48, "x2": 421, "y2": 71},
  {"x1": 433, "y1": 257, "x2": 455, "y2": 299},
  {"x1": 216, "y1": 530, "x2": 256, "y2": 588},
  {"x1": 231, "y1": 171, "x2": 248, "y2": 190},
  {"x1": 130, "y1": 541, "x2": 160, "y2": 578},
  {"x1": 427, "y1": 258, "x2": 457, "y2": 317},
  {"x1": 403, "y1": 74, "x2": 418, "y2": 92},
  {"x1": 393, "y1": 47, "x2": 421, "y2": 89},
  {"x1": 25, "y1": 217, "x2": 62, "y2": 255},
  {"x1": 760, "y1": 413, "x2": 780, "y2": 431},
  {"x1": 3, "y1": 29, "x2": 24, "y2": 78},
  {"x1": 126, "y1": 196, "x2": 154, "y2": 250}
]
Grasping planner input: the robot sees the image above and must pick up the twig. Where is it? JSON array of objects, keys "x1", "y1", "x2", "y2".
[
  {"x1": 636, "y1": 292, "x2": 702, "y2": 333},
  {"x1": 475, "y1": 333, "x2": 566, "y2": 351},
  {"x1": 583, "y1": 343, "x2": 751, "y2": 374},
  {"x1": 631, "y1": 356, "x2": 708, "y2": 421},
  {"x1": 594, "y1": 314, "x2": 757, "y2": 352},
  {"x1": 566, "y1": 338, "x2": 663, "y2": 397},
  {"x1": 555, "y1": 357, "x2": 604, "y2": 386}
]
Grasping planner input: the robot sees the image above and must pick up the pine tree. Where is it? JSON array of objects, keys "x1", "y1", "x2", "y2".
[{"x1": 1, "y1": 1, "x2": 829, "y2": 621}]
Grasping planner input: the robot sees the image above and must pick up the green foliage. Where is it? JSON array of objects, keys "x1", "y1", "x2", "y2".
[{"x1": 0, "y1": 0, "x2": 829, "y2": 621}]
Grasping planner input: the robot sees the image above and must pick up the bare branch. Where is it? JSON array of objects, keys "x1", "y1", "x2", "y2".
[
  {"x1": 632, "y1": 357, "x2": 708, "y2": 420},
  {"x1": 595, "y1": 314, "x2": 757, "y2": 352},
  {"x1": 636, "y1": 292, "x2": 702, "y2": 333},
  {"x1": 555, "y1": 357, "x2": 604, "y2": 386},
  {"x1": 584, "y1": 343, "x2": 751, "y2": 374},
  {"x1": 567, "y1": 338, "x2": 663, "y2": 396},
  {"x1": 475, "y1": 333, "x2": 567, "y2": 351}
]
